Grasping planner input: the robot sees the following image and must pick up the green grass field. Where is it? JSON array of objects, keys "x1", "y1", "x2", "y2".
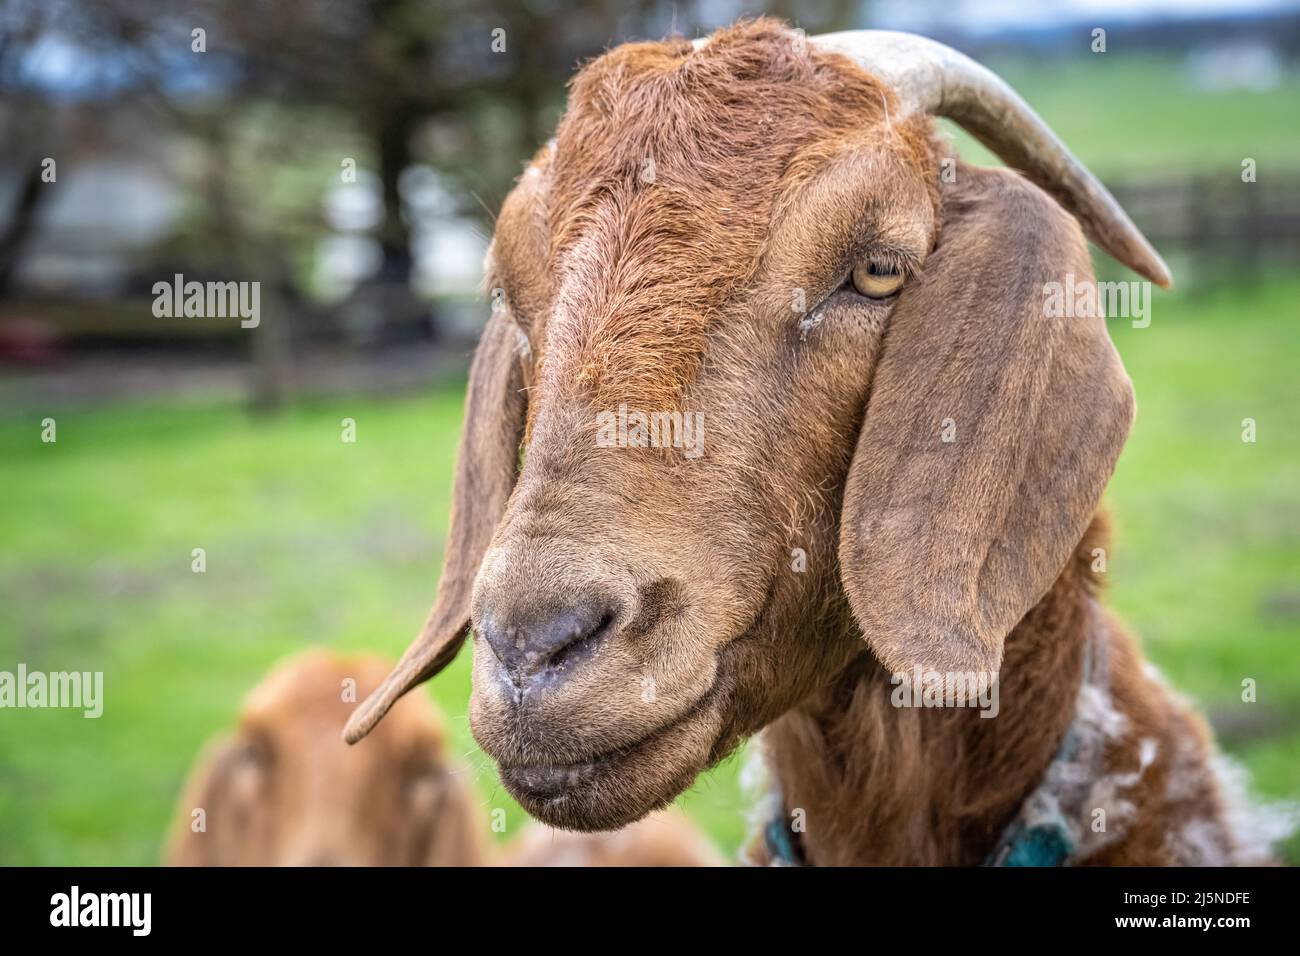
[{"x1": 1, "y1": 275, "x2": 1298, "y2": 865}]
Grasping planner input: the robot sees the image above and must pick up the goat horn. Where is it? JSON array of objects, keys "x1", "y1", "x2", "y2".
[{"x1": 808, "y1": 30, "x2": 1172, "y2": 288}]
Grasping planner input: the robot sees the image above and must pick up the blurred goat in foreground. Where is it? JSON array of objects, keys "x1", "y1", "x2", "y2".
[{"x1": 165, "y1": 650, "x2": 485, "y2": 866}]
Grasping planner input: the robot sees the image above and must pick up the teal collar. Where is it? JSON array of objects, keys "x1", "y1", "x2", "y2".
[
  {"x1": 762, "y1": 613, "x2": 1109, "y2": 868},
  {"x1": 983, "y1": 617, "x2": 1109, "y2": 867}
]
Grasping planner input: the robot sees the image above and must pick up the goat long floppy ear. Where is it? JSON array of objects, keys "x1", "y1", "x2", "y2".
[
  {"x1": 163, "y1": 736, "x2": 270, "y2": 866},
  {"x1": 839, "y1": 163, "x2": 1135, "y2": 678},
  {"x1": 344, "y1": 308, "x2": 528, "y2": 743}
]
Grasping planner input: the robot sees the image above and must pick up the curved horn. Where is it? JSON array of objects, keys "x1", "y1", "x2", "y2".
[{"x1": 811, "y1": 30, "x2": 1172, "y2": 288}]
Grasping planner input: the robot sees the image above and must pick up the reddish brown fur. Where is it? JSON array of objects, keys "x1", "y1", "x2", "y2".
[
  {"x1": 365, "y1": 18, "x2": 1268, "y2": 866},
  {"x1": 531, "y1": 21, "x2": 934, "y2": 411},
  {"x1": 754, "y1": 516, "x2": 1244, "y2": 865}
]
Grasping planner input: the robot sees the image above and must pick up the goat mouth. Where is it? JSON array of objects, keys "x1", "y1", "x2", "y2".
[
  {"x1": 501, "y1": 746, "x2": 644, "y2": 799},
  {"x1": 498, "y1": 684, "x2": 723, "y2": 825}
]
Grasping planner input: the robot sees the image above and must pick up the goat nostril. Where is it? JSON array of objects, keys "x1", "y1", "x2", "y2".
[
  {"x1": 479, "y1": 601, "x2": 617, "y2": 690},
  {"x1": 548, "y1": 610, "x2": 614, "y2": 672}
]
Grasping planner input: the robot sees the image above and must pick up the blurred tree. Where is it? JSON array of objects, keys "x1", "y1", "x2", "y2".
[
  {"x1": 0, "y1": 0, "x2": 865, "y2": 403},
  {"x1": 0, "y1": 0, "x2": 57, "y2": 296}
]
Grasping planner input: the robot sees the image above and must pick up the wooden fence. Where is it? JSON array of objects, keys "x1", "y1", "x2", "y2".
[{"x1": 1108, "y1": 172, "x2": 1300, "y2": 280}]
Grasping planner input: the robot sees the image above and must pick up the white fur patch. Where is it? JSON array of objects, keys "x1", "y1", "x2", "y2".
[
  {"x1": 1143, "y1": 662, "x2": 1295, "y2": 864},
  {"x1": 1207, "y1": 754, "x2": 1298, "y2": 865}
]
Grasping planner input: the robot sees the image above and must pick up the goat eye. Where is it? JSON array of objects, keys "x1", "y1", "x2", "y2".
[{"x1": 850, "y1": 261, "x2": 905, "y2": 299}]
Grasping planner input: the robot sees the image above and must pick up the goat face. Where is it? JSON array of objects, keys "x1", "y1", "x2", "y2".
[
  {"x1": 167, "y1": 651, "x2": 483, "y2": 865},
  {"x1": 347, "y1": 19, "x2": 1166, "y2": 831}
]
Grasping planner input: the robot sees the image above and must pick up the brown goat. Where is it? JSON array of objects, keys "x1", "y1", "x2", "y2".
[
  {"x1": 346, "y1": 20, "x2": 1283, "y2": 865},
  {"x1": 166, "y1": 650, "x2": 485, "y2": 866},
  {"x1": 503, "y1": 811, "x2": 725, "y2": 867}
]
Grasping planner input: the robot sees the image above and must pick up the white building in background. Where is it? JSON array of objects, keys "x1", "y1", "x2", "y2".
[
  {"x1": 319, "y1": 164, "x2": 487, "y2": 306},
  {"x1": 1186, "y1": 40, "x2": 1285, "y2": 89},
  {"x1": 0, "y1": 98, "x2": 185, "y2": 300},
  {"x1": 14, "y1": 159, "x2": 183, "y2": 296}
]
